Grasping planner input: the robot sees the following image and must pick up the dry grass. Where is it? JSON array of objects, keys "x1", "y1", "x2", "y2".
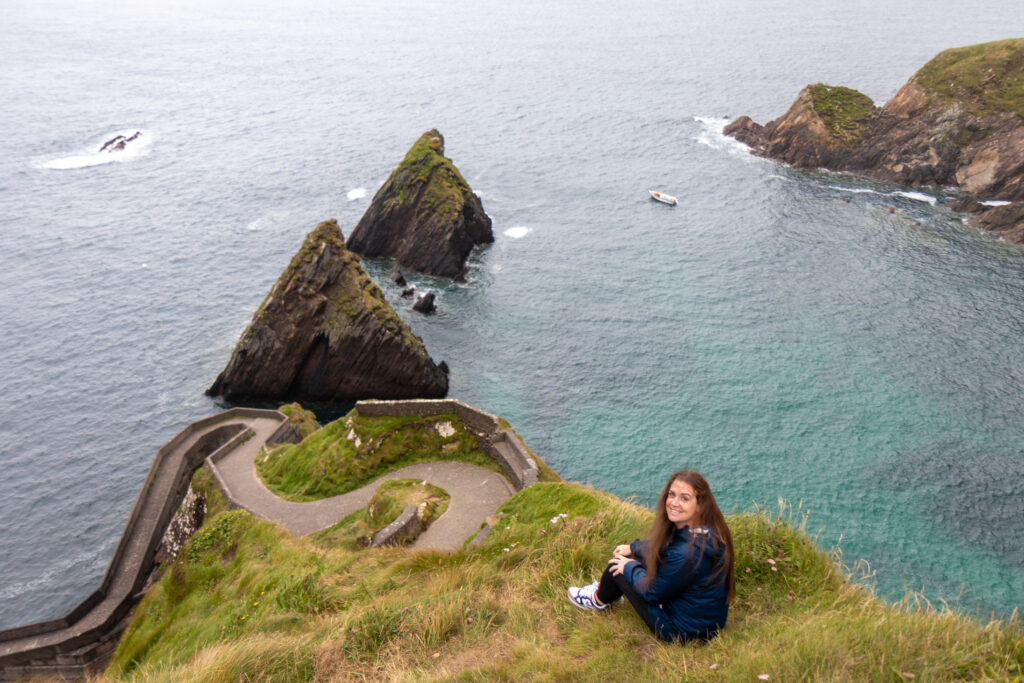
[{"x1": 102, "y1": 482, "x2": 1023, "y2": 682}]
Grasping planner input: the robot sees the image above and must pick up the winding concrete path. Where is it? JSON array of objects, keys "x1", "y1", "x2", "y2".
[
  {"x1": 0, "y1": 407, "x2": 520, "y2": 680},
  {"x1": 211, "y1": 417, "x2": 515, "y2": 549}
]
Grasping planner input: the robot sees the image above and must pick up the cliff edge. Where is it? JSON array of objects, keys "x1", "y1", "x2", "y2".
[
  {"x1": 725, "y1": 38, "x2": 1024, "y2": 242},
  {"x1": 207, "y1": 219, "x2": 448, "y2": 403},
  {"x1": 346, "y1": 130, "x2": 493, "y2": 281}
]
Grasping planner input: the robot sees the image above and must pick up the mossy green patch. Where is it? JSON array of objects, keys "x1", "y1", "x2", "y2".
[
  {"x1": 312, "y1": 479, "x2": 450, "y2": 550},
  {"x1": 278, "y1": 403, "x2": 320, "y2": 439},
  {"x1": 255, "y1": 410, "x2": 503, "y2": 501},
  {"x1": 389, "y1": 130, "x2": 471, "y2": 226},
  {"x1": 806, "y1": 83, "x2": 874, "y2": 146},
  {"x1": 914, "y1": 38, "x2": 1024, "y2": 119}
]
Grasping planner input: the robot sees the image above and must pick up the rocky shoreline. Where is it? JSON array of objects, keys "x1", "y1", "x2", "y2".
[{"x1": 725, "y1": 38, "x2": 1024, "y2": 243}]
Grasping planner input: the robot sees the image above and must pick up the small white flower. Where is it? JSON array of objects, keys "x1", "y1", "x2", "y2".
[
  {"x1": 758, "y1": 675, "x2": 770, "y2": 681},
  {"x1": 767, "y1": 559, "x2": 776, "y2": 565},
  {"x1": 503, "y1": 548, "x2": 510, "y2": 553}
]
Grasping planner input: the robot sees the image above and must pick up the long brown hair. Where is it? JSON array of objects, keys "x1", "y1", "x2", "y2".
[{"x1": 640, "y1": 470, "x2": 735, "y2": 604}]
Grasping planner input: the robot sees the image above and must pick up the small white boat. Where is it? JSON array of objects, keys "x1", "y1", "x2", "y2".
[{"x1": 649, "y1": 190, "x2": 677, "y2": 205}]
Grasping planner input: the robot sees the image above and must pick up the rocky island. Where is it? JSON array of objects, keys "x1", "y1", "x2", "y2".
[
  {"x1": 346, "y1": 129, "x2": 493, "y2": 281},
  {"x1": 725, "y1": 38, "x2": 1024, "y2": 242},
  {"x1": 207, "y1": 219, "x2": 448, "y2": 403}
]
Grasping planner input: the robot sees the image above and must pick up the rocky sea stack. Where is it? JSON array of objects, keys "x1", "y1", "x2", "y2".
[
  {"x1": 346, "y1": 130, "x2": 493, "y2": 281},
  {"x1": 207, "y1": 219, "x2": 448, "y2": 403},
  {"x1": 725, "y1": 38, "x2": 1024, "y2": 242}
]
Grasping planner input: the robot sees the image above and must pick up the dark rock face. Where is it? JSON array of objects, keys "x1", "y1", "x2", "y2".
[
  {"x1": 100, "y1": 131, "x2": 141, "y2": 153},
  {"x1": 346, "y1": 130, "x2": 494, "y2": 281},
  {"x1": 725, "y1": 39, "x2": 1024, "y2": 242},
  {"x1": 413, "y1": 292, "x2": 437, "y2": 314},
  {"x1": 207, "y1": 219, "x2": 448, "y2": 403},
  {"x1": 389, "y1": 263, "x2": 406, "y2": 287}
]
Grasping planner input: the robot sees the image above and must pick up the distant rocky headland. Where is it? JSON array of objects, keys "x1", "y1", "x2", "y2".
[
  {"x1": 207, "y1": 219, "x2": 448, "y2": 403},
  {"x1": 346, "y1": 129, "x2": 494, "y2": 281},
  {"x1": 725, "y1": 38, "x2": 1024, "y2": 242}
]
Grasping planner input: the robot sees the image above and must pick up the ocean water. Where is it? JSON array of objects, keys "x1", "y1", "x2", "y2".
[{"x1": 2, "y1": 0, "x2": 1024, "y2": 629}]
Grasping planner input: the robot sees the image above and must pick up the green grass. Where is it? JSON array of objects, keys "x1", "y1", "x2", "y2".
[
  {"x1": 311, "y1": 479, "x2": 450, "y2": 550},
  {"x1": 255, "y1": 410, "x2": 503, "y2": 501},
  {"x1": 806, "y1": 83, "x2": 875, "y2": 146},
  {"x1": 276, "y1": 403, "x2": 319, "y2": 439},
  {"x1": 105, "y1": 478, "x2": 1024, "y2": 682},
  {"x1": 914, "y1": 38, "x2": 1024, "y2": 120},
  {"x1": 383, "y1": 129, "x2": 473, "y2": 229}
]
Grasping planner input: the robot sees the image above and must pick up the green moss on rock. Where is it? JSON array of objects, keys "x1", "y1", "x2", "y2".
[
  {"x1": 278, "y1": 403, "x2": 320, "y2": 439},
  {"x1": 807, "y1": 83, "x2": 874, "y2": 146},
  {"x1": 914, "y1": 38, "x2": 1024, "y2": 119}
]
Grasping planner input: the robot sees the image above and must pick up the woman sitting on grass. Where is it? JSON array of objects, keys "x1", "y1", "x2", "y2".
[{"x1": 567, "y1": 470, "x2": 735, "y2": 642}]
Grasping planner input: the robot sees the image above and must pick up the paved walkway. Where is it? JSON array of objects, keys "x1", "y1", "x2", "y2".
[
  {"x1": 0, "y1": 409, "x2": 514, "y2": 678},
  {"x1": 212, "y1": 417, "x2": 515, "y2": 549}
]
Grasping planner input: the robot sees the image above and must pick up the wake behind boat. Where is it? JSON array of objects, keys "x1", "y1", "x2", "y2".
[{"x1": 649, "y1": 190, "x2": 677, "y2": 205}]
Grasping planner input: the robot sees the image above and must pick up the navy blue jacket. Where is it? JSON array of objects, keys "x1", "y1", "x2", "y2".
[{"x1": 623, "y1": 525, "x2": 729, "y2": 641}]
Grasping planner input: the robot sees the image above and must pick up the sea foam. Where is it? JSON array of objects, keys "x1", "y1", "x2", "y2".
[
  {"x1": 347, "y1": 187, "x2": 368, "y2": 201},
  {"x1": 893, "y1": 191, "x2": 937, "y2": 205},
  {"x1": 41, "y1": 129, "x2": 152, "y2": 170},
  {"x1": 504, "y1": 226, "x2": 531, "y2": 239},
  {"x1": 693, "y1": 116, "x2": 753, "y2": 157}
]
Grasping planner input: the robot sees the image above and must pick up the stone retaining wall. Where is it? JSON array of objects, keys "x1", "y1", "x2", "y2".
[
  {"x1": 0, "y1": 408, "x2": 288, "y2": 682},
  {"x1": 0, "y1": 400, "x2": 535, "y2": 680},
  {"x1": 371, "y1": 505, "x2": 424, "y2": 547},
  {"x1": 355, "y1": 399, "x2": 539, "y2": 490}
]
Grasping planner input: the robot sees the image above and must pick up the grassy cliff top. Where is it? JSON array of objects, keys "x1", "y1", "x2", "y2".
[
  {"x1": 806, "y1": 83, "x2": 875, "y2": 146},
  {"x1": 256, "y1": 410, "x2": 508, "y2": 501},
  {"x1": 107, "y1": 474, "x2": 1024, "y2": 681},
  {"x1": 914, "y1": 38, "x2": 1024, "y2": 119}
]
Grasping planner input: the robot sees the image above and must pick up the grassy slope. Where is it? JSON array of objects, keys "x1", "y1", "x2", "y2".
[
  {"x1": 806, "y1": 83, "x2": 875, "y2": 146},
  {"x1": 105, "y1": 475, "x2": 1023, "y2": 681},
  {"x1": 914, "y1": 38, "x2": 1024, "y2": 120},
  {"x1": 256, "y1": 411, "x2": 503, "y2": 502}
]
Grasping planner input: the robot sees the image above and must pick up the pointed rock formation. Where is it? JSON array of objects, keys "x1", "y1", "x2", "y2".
[
  {"x1": 346, "y1": 130, "x2": 493, "y2": 281},
  {"x1": 207, "y1": 219, "x2": 448, "y2": 403},
  {"x1": 725, "y1": 39, "x2": 1024, "y2": 242}
]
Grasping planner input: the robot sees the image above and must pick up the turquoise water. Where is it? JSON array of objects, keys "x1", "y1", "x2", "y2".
[{"x1": 2, "y1": 0, "x2": 1024, "y2": 628}]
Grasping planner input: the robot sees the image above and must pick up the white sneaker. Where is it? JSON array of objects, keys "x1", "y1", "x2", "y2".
[{"x1": 567, "y1": 581, "x2": 607, "y2": 611}]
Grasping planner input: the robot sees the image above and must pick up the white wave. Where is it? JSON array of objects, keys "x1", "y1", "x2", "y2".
[
  {"x1": 826, "y1": 185, "x2": 883, "y2": 195},
  {"x1": 693, "y1": 116, "x2": 752, "y2": 157},
  {"x1": 246, "y1": 210, "x2": 288, "y2": 231},
  {"x1": 982, "y1": 199, "x2": 1011, "y2": 207},
  {"x1": 347, "y1": 187, "x2": 368, "y2": 201},
  {"x1": 892, "y1": 191, "x2": 937, "y2": 205},
  {"x1": 41, "y1": 129, "x2": 152, "y2": 170},
  {"x1": 504, "y1": 226, "x2": 531, "y2": 239}
]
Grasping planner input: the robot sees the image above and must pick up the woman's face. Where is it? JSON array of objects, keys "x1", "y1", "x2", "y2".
[{"x1": 665, "y1": 479, "x2": 700, "y2": 529}]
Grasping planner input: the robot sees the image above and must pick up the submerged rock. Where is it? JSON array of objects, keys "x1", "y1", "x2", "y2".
[
  {"x1": 207, "y1": 219, "x2": 448, "y2": 403},
  {"x1": 99, "y1": 131, "x2": 141, "y2": 153},
  {"x1": 724, "y1": 39, "x2": 1024, "y2": 242},
  {"x1": 413, "y1": 292, "x2": 437, "y2": 314},
  {"x1": 346, "y1": 130, "x2": 493, "y2": 281}
]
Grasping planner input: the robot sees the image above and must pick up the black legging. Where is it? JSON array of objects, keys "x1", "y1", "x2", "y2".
[{"x1": 595, "y1": 565, "x2": 658, "y2": 634}]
